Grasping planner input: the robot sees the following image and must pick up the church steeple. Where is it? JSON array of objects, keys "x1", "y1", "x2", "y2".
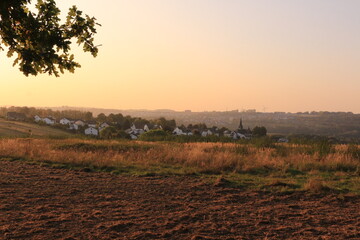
[{"x1": 239, "y1": 118, "x2": 243, "y2": 130}]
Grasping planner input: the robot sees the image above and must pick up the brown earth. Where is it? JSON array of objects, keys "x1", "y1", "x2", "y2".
[{"x1": 0, "y1": 160, "x2": 359, "y2": 240}]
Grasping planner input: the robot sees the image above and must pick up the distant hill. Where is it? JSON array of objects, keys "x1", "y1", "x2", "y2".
[
  {"x1": 0, "y1": 118, "x2": 74, "y2": 138},
  {"x1": 4, "y1": 106, "x2": 360, "y2": 140}
]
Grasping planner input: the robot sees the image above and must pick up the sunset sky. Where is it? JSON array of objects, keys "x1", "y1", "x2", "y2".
[{"x1": 1, "y1": 0, "x2": 360, "y2": 113}]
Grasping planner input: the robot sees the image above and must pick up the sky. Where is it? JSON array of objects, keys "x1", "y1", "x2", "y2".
[{"x1": 1, "y1": 0, "x2": 360, "y2": 113}]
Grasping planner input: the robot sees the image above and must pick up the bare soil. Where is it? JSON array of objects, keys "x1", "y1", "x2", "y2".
[{"x1": 1, "y1": 160, "x2": 359, "y2": 240}]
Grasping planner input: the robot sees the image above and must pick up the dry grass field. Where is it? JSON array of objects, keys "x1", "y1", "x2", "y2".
[
  {"x1": 0, "y1": 118, "x2": 73, "y2": 138},
  {"x1": 1, "y1": 138, "x2": 359, "y2": 193}
]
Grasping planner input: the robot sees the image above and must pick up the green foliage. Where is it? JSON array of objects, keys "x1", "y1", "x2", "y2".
[
  {"x1": 139, "y1": 129, "x2": 170, "y2": 141},
  {"x1": 116, "y1": 130, "x2": 131, "y2": 139},
  {"x1": 96, "y1": 113, "x2": 107, "y2": 123},
  {"x1": 0, "y1": 0, "x2": 100, "y2": 76},
  {"x1": 100, "y1": 126, "x2": 117, "y2": 139},
  {"x1": 100, "y1": 126, "x2": 130, "y2": 140},
  {"x1": 252, "y1": 126, "x2": 267, "y2": 137},
  {"x1": 251, "y1": 136, "x2": 274, "y2": 149},
  {"x1": 153, "y1": 117, "x2": 176, "y2": 132}
]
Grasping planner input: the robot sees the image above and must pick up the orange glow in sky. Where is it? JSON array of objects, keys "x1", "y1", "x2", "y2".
[{"x1": 1, "y1": 0, "x2": 360, "y2": 112}]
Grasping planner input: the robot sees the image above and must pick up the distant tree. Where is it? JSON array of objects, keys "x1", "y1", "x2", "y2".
[
  {"x1": 192, "y1": 129, "x2": 201, "y2": 136},
  {"x1": 84, "y1": 112, "x2": 93, "y2": 121},
  {"x1": 252, "y1": 126, "x2": 267, "y2": 137},
  {"x1": 100, "y1": 126, "x2": 117, "y2": 139},
  {"x1": 107, "y1": 113, "x2": 116, "y2": 123},
  {"x1": 116, "y1": 130, "x2": 130, "y2": 139},
  {"x1": 122, "y1": 118, "x2": 131, "y2": 130},
  {"x1": 218, "y1": 127, "x2": 229, "y2": 134},
  {"x1": 133, "y1": 118, "x2": 150, "y2": 128},
  {"x1": 154, "y1": 117, "x2": 176, "y2": 132},
  {"x1": 111, "y1": 113, "x2": 124, "y2": 123},
  {"x1": 0, "y1": 0, "x2": 100, "y2": 76},
  {"x1": 96, "y1": 113, "x2": 107, "y2": 123}
]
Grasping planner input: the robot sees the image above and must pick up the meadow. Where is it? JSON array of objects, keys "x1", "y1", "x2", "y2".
[
  {"x1": 1, "y1": 138, "x2": 359, "y2": 194},
  {"x1": 0, "y1": 118, "x2": 74, "y2": 138}
]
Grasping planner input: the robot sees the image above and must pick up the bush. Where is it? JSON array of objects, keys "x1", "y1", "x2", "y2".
[
  {"x1": 252, "y1": 126, "x2": 267, "y2": 137},
  {"x1": 251, "y1": 136, "x2": 274, "y2": 149},
  {"x1": 100, "y1": 127, "x2": 130, "y2": 139},
  {"x1": 138, "y1": 129, "x2": 170, "y2": 141},
  {"x1": 100, "y1": 126, "x2": 118, "y2": 139}
]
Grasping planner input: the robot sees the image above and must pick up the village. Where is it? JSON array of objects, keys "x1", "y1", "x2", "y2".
[
  {"x1": 5, "y1": 111, "x2": 259, "y2": 140},
  {"x1": 32, "y1": 114, "x2": 255, "y2": 140}
]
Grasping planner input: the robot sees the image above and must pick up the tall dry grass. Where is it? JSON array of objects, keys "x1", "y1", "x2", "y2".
[{"x1": 0, "y1": 138, "x2": 359, "y2": 174}]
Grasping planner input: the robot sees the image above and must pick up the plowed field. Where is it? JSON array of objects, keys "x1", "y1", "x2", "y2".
[{"x1": 1, "y1": 160, "x2": 359, "y2": 239}]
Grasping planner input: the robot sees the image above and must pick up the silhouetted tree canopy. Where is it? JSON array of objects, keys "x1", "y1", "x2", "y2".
[
  {"x1": 0, "y1": 0, "x2": 100, "y2": 76},
  {"x1": 252, "y1": 126, "x2": 267, "y2": 137}
]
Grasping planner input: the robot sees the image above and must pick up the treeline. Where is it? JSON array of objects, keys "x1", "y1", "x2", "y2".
[
  {"x1": 0, "y1": 106, "x2": 93, "y2": 121},
  {"x1": 0, "y1": 106, "x2": 177, "y2": 131}
]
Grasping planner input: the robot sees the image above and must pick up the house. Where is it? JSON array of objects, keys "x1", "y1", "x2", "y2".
[
  {"x1": 74, "y1": 120, "x2": 85, "y2": 127},
  {"x1": 34, "y1": 115, "x2": 42, "y2": 122},
  {"x1": 84, "y1": 127, "x2": 98, "y2": 136},
  {"x1": 69, "y1": 123, "x2": 79, "y2": 130},
  {"x1": 42, "y1": 117, "x2": 56, "y2": 125},
  {"x1": 231, "y1": 131, "x2": 247, "y2": 140},
  {"x1": 99, "y1": 122, "x2": 110, "y2": 131},
  {"x1": 173, "y1": 127, "x2": 185, "y2": 136},
  {"x1": 130, "y1": 134, "x2": 138, "y2": 140},
  {"x1": 144, "y1": 124, "x2": 150, "y2": 132},
  {"x1": 223, "y1": 130, "x2": 231, "y2": 138},
  {"x1": 153, "y1": 124, "x2": 162, "y2": 130},
  {"x1": 126, "y1": 123, "x2": 146, "y2": 137},
  {"x1": 201, "y1": 130, "x2": 213, "y2": 137},
  {"x1": 6, "y1": 112, "x2": 26, "y2": 121},
  {"x1": 87, "y1": 121, "x2": 97, "y2": 128},
  {"x1": 59, "y1": 118, "x2": 72, "y2": 125}
]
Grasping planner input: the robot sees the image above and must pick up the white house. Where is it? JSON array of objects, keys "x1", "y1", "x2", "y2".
[
  {"x1": 127, "y1": 123, "x2": 146, "y2": 137},
  {"x1": 230, "y1": 131, "x2": 247, "y2": 140},
  {"x1": 144, "y1": 124, "x2": 150, "y2": 132},
  {"x1": 173, "y1": 127, "x2": 184, "y2": 135},
  {"x1": 201, "y1": 130, "x2": 213, "y2": 137},
  {"x1": 42, "y1": 117, "x2": 55, "y2": 125},
  {"x1": 69, "y1": 123, "x2": 79, "y2": 130},
  {"x1": 84, "y1": 127, "x2": 98, "y2": 136},
  {"x1": 130, "y1": 124, "x2": 137, "y2": 131},
  {"x1": 60, "y1": 118, "x2": 72, "y2": 125},
  {"x1": 34, "y1": 115, "x2": 42, "y2": 122}
]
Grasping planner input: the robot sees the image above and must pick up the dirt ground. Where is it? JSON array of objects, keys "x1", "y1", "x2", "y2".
[{"x1": 0, "y1": 160, "x2": 359, "y2": 240}]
